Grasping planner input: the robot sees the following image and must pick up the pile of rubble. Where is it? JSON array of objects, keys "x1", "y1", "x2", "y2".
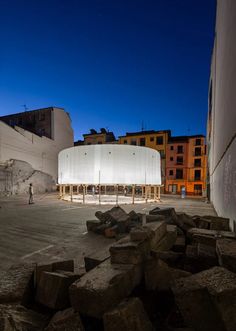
[{"x1": 1, "y1": 206, "x2": 236, "y2": 331}]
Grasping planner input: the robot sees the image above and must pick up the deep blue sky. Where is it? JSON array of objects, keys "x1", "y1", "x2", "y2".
[{"x1": 0, "y1": 0, "x2": 216, "y2": 140}]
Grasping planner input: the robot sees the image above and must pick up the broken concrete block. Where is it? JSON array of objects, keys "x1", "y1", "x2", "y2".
[
  {"x1": 0, "y1": 304, "x2": 49, "y2": 331},
  {"x1": 192, "y1": 216, "x2": 211, "y2": 229},
  {"x1": 172, "y1": 236, "x2": 186, "y2": 252},
  {"x1": 154, "y1": 225, "x2": 177, "y2": 251},
  {"x1": 130, "y1": 226, "x2": 153, "y2": 242},
  {"x1": 128, "y1": 210, "x2": 142, "y2": 223},
  {"x1": 176, "y1": 213, "x2": 196, "y2": 232},
  {"x1": 103, "y1": 297, "x2": 154, "y2": 331},
  {"x1": 0, "y1": 263, "x2": 34, "y2": 306},
  {"x1": 146, "y1": 221, "x2": 167, "y2": 249},
  {"x1": 216, "y1": 238, "x2": 236, "y2": 273},
  {"x1": 146, "y1": 214, "x2": 165, "y2": 223},
  {"x1": 70, "y1": 260, "x2": 142, "y2": 318},
  {"x1": 36, "y1": 270, "x2": 80, "y2": 310},
  {"x1": 173, "y1": 267, "x2": 236, "y2": 331},
  {"x1": 35, "y1": 260, "x2": 74, "y2": 286},
  {"x1": 104, "y1": 225, "x2": 119, "y2": 238},
  {"x1": 109, "y1": 236, "x2": 150, "y2": 264},
  {"x1": 187, "y1": 228, "x2": 236, "y2": 241},
  {"x1": 149, "y1": 207, "x2": 178, "y2": 223},
  {"x1": 45, "y1": 308, "x2": 84, "y2": 331},
  {"x1": 151, "y1": 250, "x2": 184, "y2": 269},
  {"x1": 192, "y1": 233, "x2": 217, "y2": 247},
  {"x1": 94, "y1": 223, "x2": 111, "y2": 235},
  {"x1": 203, "y1": 215, "x2": 230, "y2": 231},
  {"x1": 97, "y1": 206, "x2": 130, "y2": 226},
  {"x1": 84, "y1": 248, "x2": 110, "y2": 272},
  {"x1": 86, "y1": 219, "x2": 102, "y2": 231},
  {"x1": 145, "y1": 258, "x2": 190, "y2": 291}
]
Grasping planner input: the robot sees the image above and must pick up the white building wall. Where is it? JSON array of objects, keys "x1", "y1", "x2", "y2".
[
  {"x1": 0, "y1": 108, "x2": 74, "y2": 182},
  {"x1": 208, "y1": 0, "x2": 236, "y2": 229}
]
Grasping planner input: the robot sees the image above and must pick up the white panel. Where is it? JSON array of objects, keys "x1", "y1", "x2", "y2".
[{"x1": 58, "y1": 145, "x2": 161, "y2": 185}]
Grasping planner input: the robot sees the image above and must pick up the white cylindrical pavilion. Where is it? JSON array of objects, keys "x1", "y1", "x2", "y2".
[{"x1": 58, "y1": 144, "x2": 161, "y2": 185}]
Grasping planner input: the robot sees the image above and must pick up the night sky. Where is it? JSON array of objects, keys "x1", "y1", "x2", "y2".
[{"x1": 0, "y1": 0, "x2": 216, "y2": 140}]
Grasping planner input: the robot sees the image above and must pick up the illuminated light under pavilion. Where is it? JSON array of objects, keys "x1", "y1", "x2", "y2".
[{"x1": 58, "y1": 144, "x2": 162, "y2": 204}]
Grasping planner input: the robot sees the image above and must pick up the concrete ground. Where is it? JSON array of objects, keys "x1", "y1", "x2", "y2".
[{"x1": 0, "y1": 192, "x2": 216, "y2": 271}]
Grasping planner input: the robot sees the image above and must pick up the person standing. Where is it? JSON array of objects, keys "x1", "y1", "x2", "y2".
[{"x1": 29, "y1": 183, "x2": 34, "y2": 204}]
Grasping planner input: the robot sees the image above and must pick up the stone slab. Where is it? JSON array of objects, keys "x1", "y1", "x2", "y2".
[
  {"x1": 45, "y1": 307, "x2": 84, "y2": 331},
  {"x1": 84, "y1": 248, "x2": 110, "y2": 272},
  {"x1": 216, "y1": 238, "x2": 236, "y2": 273},
  {"x1": 103, "y1": 297, "x2": 153, "y2": 331},
  {"x1": 69, "y1": 259, "x2": 142, "y2": 318},
  {"x1": 36, "y1": 270, "x2": 80, "y2": 309},
  {"x1": 0, "y1": 263, "x2": 34, "y2": 306}
]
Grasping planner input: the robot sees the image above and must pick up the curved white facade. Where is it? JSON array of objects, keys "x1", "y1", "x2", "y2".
[{"x1": 58, "y1": 145, "x2": 161, "y2": 185}]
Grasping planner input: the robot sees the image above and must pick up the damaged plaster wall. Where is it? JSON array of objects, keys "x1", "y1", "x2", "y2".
[
  {"x1": 0, "y1": 159, "x2": 55, "y2": 195},
  {"x1": 0, "y1": 108, "x2": 74, "y2": 194},
  {"x1": 208, "y1": 0, "x2": 236, "y2": 229}
]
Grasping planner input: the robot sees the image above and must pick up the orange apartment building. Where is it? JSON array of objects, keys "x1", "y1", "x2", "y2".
[
  {"x1": 74, "y1": 129, "x2": 207, "y2": 196},
  {"x1": 165, "y1": 135, "x2": 207, "y2": 195},
  {"x1": 118, "y1": 130, "x2": 170, "y2": 188}
]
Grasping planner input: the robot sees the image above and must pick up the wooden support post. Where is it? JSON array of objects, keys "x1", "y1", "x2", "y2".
[
  {"x1": 105, "y1": 185, "x2": 107, "y2": 195},
  {"x1": 158, "y1": 186, "x2": 161, "y2": 200},
  {"x1": 70, "y1": 185, "x2": 73, "y2": 202},
  {"x1": 142, "y1": 186, "x2": 144, "y2": 198},
  {"x1": 59, "y1": 185, "x2": 62, "y2": 198},
  {"x1": 82, "y1": 185, "x2": 85, "y2": 204},
  {"x1": 116, "y1": 185, "x2": 119, "y2": 205},
  {"x1": 154, "y1": 186, "x2": 157, "y2": 201},
  {"x1": 77, "y1": 185, "x2": 79, "y2": 195},
  {"x1": 85, "y1": 185, "x2": 88, "y2": 195},
  {"x1": 99, "y1": 185, "x2": 101, "y2": 204},
  {"x1": 132, "y1": 185, "x2": 135, "y2": 204},
  {"x1": 63, "y1": 185, "x2": 65, "y2": 197},
  {"x1": 145, "y1": 185, "x2": 148, "y2": 203}
]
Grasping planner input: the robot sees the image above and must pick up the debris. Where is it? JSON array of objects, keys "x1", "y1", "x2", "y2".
[
  {"x1": 103, "y1": 297, "x2": 154, "y2": 331},
  {"x1": 216, "y1": 238, "x2": 236, "y2": 273},
  {"x1": 84, "y1": 248, "x2": 110, "y2": 272},
  {"x1": 70, "y1": 260, "x2": 142, "y2": 318},
  {"x1": 45, "y1": 307, "x2": 84, "y2": 331}
]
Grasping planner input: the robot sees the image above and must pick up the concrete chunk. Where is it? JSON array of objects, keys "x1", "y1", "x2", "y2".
[
  {"x1": 45, "y1": 308, "x2": 84, "y2": 331},
  {"x1": 69, "y1": 260, "x2": 142, "y2": 318},
  {"x1": 172, "y1": 267, "x2": 236, "y2": 331},
  {"x1": 172, "y1": 236, "x2": 186, "y2": 252},
  {"x1": 0, "y1": 304, "x2": 49, "y2": 331},
  {"x1": 187, "y1": 228, "x2": 236, "y2": 240},
  {"x1": 0, "y1": 263, "x2": 34, "y2": 306},
  {"x1": 109, "y1": 236, "x2": 150, "y2": 264},
  {"x1": 86, "y1": 219, "x2": 102, "y2": 231},
  {"x1": 149, "y1": 207, "x2": 178, "y2": 222},
  {"x1": 145, "y1": 258, "x2": 190, "y2": 291},
  {"x1": 84, "y1": 248, "x2": 110, "y2": 272},
  {"x1": 216, "y1": 238, "x2": 236, "y2": 273},
  {"x1": 103, "y1": 297, "x2": 154, "y2": 331},
  {"x1": 36, "y1": 270, "x2": 80, "y2": 310},
  {"x1": 203, "y1": 215, "x2": 230, "y2": 231}
]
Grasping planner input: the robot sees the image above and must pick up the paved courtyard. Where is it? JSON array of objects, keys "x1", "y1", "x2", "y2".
[{"x1": 0, "y1": 193, "x2": 216, "y2": 271}]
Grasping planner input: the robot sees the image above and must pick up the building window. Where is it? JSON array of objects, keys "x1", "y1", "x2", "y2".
[
  {"x1": 176, "y1": 169, "x2": 183, "y2": 179},
  {"x1": 195, "y1": 147, "x2": 201, "y2": 156},
  {"x1": 156, "y1": 136, "x2": 163, "y2": 145},
  {"x1": 195, "y1": 138, "x2": 202, "y2": 146},
  {"x1": 131, "y1": 139, "x2": 136, "y2": 145},
  {"x1": 140, "y1": 138, "x2": 146, "y2": 146},
  {"x1": 176, "y1": 156, "x2": 183, "y2": 165},
  {"x1": 170, "y1": 157, "x2": 173, "y2": 161},
  {"x1": 194, "y1": 158, "x2": 201, "y2": 167},
  {"x1": 194, "y1": 170, "x2": 201, "y2": 180},
  {"x1": 194, "y1": 184, "x2": 202, "y2": 195},
  {"x1": 97, "y1": 141, "x2": 102, "y2": 144},
  {"x1": 177, "y1": 145, "x2": 183, "y2": 154},
  {"x1": 150, "y1": 137, "x2": 154, "y2": 142},
  {"x1": 169, "y1": 170, "x2": 173, "y2": 176},
  {"x1": 170, "y1": 146, "x2": 174, "y2": 150},
  {"x1": 123, "y1": 140, "x2": 127, "y2": 144}
]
